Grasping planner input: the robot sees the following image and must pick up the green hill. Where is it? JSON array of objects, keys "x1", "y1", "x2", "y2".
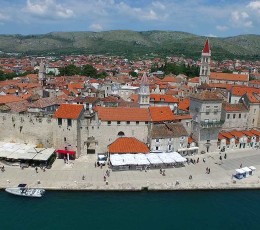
[{"x1": 0, "y1": 31, "x2": 259, "y2": 60}]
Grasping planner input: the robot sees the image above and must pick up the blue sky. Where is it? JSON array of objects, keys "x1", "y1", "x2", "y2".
[{"x1": 0, "y1": 0, "x2": 259, "y2": 37}]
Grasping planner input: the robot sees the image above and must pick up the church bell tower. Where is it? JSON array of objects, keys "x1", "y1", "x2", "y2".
[{"x1": 199, "y1": 39, "x2": 211, "y2": 85}]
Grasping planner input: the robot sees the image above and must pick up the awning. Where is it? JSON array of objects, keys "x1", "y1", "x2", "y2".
[
  {"x1": 56, "y1": 149, "x2": 76, "y2": 155},
  {"x1": 178, "y1": 147, "x2": 199, "y2": 151}
]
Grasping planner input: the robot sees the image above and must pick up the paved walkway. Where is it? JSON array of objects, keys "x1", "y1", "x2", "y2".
[{"x1": 1, "y1": 148, "x2": 260, "y2": 191}]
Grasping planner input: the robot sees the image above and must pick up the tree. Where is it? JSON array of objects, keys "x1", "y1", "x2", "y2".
[
  {"x1": 59, "y1": 64, "x2": 80, "y2": 76},
  {"x1": 129, "y1": 71, "x2": 138, "y2": 78},
  {"x1": 81, "y1": 64, "x2": 97, "y2": 77}
]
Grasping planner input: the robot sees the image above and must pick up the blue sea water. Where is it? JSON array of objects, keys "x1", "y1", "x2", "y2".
[{"x1": 1, "y1": 190, "x2": 260, "y2": 230}]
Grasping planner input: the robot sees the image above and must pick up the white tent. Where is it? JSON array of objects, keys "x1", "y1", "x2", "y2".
[
  {"x1": 158, "y1": 153, "x2": 175, "y2": 164},
  {"x1": 122, "y1": 154, "x2": 136, "y2": 165},
  {"x1": 146, "y1": 153, "x2": 163, "y2": 164},
  {"x1": 134, "y1": 153, "x2": 150, "y2": 165},
  {"x1": 169, "y1": 152, "x2": 187, "y2": 163},
  {"x1": 110, "y1": 154, "x2": 126, "y2": 166}
]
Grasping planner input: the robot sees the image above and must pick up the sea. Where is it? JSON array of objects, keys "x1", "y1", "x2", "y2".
[{"x1": 1, "y1": 190, "x2": 260, "y2": 230}]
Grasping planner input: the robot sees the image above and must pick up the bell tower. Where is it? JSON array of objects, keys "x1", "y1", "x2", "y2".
[
  {"x1": 199, "y1": 39, "x2": 211, "y2": 85},
  {"x1": 138, "y1": 72, "x2": 150, "y2": 108}
]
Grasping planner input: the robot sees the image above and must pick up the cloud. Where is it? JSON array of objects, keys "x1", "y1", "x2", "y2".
[
  {"x1": 247, "y1": 1, "x2": 260, "y2": 13},
  {"x1": 89, "y1": 23, "x2": 103, "y2": 31},
  {"x1": 207, "y1": 34, "x2": 217, "y2": 38},
  {"x1": 230, "y1": 11, "x2": 253, "y2": 28},
  {"x1": 0, "y1": 12, "x2": 10, "y2": 21},
  {"x1": 216, "y1": 25, "x2": 229, "y2": 31},
  {"x1": 24, "y1": 0, "x2": 74, "y2": 19}
]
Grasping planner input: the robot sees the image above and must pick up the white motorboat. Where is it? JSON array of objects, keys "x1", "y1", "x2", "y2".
[{"x1": 5, "y1": 184, "x2": 45, "y2": 198}]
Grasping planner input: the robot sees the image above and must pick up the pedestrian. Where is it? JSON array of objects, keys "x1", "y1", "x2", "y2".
[
  {"x1": 82, "y1": 175, "x2": 85, "y2": 180},
  {"x1": 197, "y1": 158, "x2": 199, "y2": 163},
  {"x1": 101, "y1": 164, "x2": 103, "y2": 169},
  {"x1": 208, "y1": 168, "x2": 211, "y2": 174},
  {"x1": 160, "y1": 168, "x2": 162, "y2": 174},
  {"x1": 189, "y1": 175, "x2": 192, "y2": 180},
  {"x1": 220, "y1": 156, "x2": 222, "y2": 161},
  {"x1": 63, "y1": 156, "x2": 66, "y2": 164},
  {"x1": 35, "y1": 167, "x2": 38, "y2": 173},
  {"x1": 224, "y1": 154, "x2": 227, "y2": 159},
  {"x1": 95, "y1": 162, "x2": 97, "y2": 168},
  {"x1": 203, "y1": 158, "x2": 206, "y2": 163},
  {"x1": 103, "y1": 175, "x2": 106, "y2": 181},
  {"x1": 206, "y1": 167, "x2": 209, "y2": 174},
  {"x1": 240, "y1": 163, "x2": 242, "y2": 168}
]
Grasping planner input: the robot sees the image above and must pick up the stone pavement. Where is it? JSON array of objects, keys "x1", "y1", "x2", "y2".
[{"x1": 1, "y1": 148, "x2": 260, "y2": 191}]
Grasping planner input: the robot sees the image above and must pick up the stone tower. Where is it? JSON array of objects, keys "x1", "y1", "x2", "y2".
[
  {"x1": 199, "y1": 39, "x2": 211, "y2": 85},
  {"x1": 38, "y1": 59, "x2": 46, "y2": 86},
  {"x1": 138, "y1": 72, "x2": 150, "y2": 108}
]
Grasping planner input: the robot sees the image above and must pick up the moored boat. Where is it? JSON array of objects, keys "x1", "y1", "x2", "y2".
[{"x1": 5, "y1": 184, "x2": 45, "y2": 198}]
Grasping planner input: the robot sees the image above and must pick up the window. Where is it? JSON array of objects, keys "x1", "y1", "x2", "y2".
[
  {"x1": 118, "y1": 131, "x2": 125, "y2": 137},
  {"x1": 206, "y1": 106, "x2": 210, "y2": 115},
  {"x1": 64, "y1": 137, "x2": 66, "y2": 142},
  {"x1": 239, "y1": 114, "x2": 241, "y2": 118},
  {"x1": 117, "y1": 121, "x2": 121, "y2": 125},
  {"x1": 67, "y1": 119, "x2": 72, "y2": 127},
  {"x1": 227, "y1": 114, "x2": 230, "y2": 119},
  {"x1": 145, "y1": 121, "x2": 148, "y2": 124},
  {"x1": 254, "y1": 109, "x2": 256, "y2": 114},
  {"x1": 58, "y1": 118, "x2": 62, "y2": 126},
  {"x1": 168, "y1": 145, "x2": 171, "y2": 151},
  {"x1": 136, "y1": 121, "x2": 139, "y2": 125},
  {"x1": 213, "y1": 106, "x2": 218, "y2": 114},
  {"x1": 156, "y1": 139, "x2": 159, "y2": 143},
  {"x1": 156, "y1": 146, "x2": 159, "y2": 150},
  {"x1": 233, "y1": 114, "x2": 236, "y2": 119},
  {"x1": 126, "y1": 121, "x2": 130, "y2": 125},
  {"x1": 107, "y1": 121, "x2": 111, "y2": 125},
  {"x1": 186, "y1": 122, "x2": 189, "y2": 127}
]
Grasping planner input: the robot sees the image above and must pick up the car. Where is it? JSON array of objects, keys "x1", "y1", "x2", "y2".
[{"x1": 97, "y1": 154, "x2": 107, "y2": 166}]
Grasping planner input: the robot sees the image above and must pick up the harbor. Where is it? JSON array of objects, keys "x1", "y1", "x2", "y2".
[{"x1": 1, "y1": 148, "x2": 260, "y2": 191}]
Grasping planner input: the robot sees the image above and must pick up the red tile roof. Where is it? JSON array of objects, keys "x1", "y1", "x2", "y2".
[
  {"x1": 96, "y1": 107, "x2": 150, "y2": 121},
  {"x1": 109, "y1": 137, "x2": 149, "y2": 153},
  {"x1": 0, "y1": 95, "x2": 24, "y2": 104},
  {"x1": 203, "y1": 39, "x2": 210, "y2": 53},
  {"x1": 210, "y1": 72, "x2": 248, "y2": 82},
  {"x1": 54, "y1": 104, "x2": 84, "y2": 119},
  {"x1": 223, "y1": 102, "x2": 247, "y2": 112},
  {"x1": 231, "y1": 86, "x2": 260, "y2": 96},
  {"x1": 150, "y1": 94, "x2": 179, "y2": 103},
  {"x1": 149, "y1": 106, "x2": 174, "y2": 122},
  {"x1": 178, "y1": 98, "x2": 190, "y2": 111}
]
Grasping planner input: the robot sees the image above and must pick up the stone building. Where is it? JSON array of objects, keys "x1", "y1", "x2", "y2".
[
  {"x1": 189, "y1": 91, "x2": 224, "y2": 153},
  {"x1": 221, "y1": 102, "x2": 248, "y2": 130}
]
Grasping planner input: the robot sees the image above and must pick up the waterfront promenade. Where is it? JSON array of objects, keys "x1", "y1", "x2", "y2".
[{"x1": 1, "y1": 149, "x2": 260, "y2": 191}]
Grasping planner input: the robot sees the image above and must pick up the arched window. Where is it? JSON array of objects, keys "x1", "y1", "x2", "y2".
[{"x1": 118, "y1": 131, "x2": 125, "y2": 137}]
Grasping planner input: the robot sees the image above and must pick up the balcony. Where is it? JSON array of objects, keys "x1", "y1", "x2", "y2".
[{"x1": 200, "y1": 120, "x2": 224, "y2": 128}]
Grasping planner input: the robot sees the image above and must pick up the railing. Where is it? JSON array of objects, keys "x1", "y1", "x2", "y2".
[{"x1": 200, "y1": 120, "x2": 224, "y2": 128}]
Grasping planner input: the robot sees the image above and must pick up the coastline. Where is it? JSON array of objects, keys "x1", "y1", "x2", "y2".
[{"x1": 1, "y1": 148, "x2": 260, "y2": 192}]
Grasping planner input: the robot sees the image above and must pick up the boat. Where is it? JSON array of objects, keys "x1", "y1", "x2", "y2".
[{"x1": 5, "y1": 184, "x2": 45, "y2": 198}]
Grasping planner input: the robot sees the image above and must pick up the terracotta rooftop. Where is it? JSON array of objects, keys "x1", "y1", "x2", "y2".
[
  {"x1": 149, "y1": 106, "x2": 175, "y2": 122},
  {"x1": 108, "y1": 137, "x2": 149, "y2": 153},
  {"x1": 96, "y1": 107, "x2": 150, "y2": 121},
  {"x1": 223, "y1": 102, "x2": 247, "y2": 112},
  {"x1": 0, "y1": 95, "x2": 24, "y2": 104},
  {"x1": 150, "y1": 94, "x2": 179, "y2": 103},
  {"x1": 178, "y1": 98, "x2": 190, "y2": 111},
  {"x1": 210, "y1": 72, "x2": 248, "y2": 82},
  {"x1": 190, "y1": 91, "x2": 222, "y2": 101},
  {"x1": 231, "y1": 86, "x2": 260, "y2": 96},
  {"x1": 54, "y1": 104, "x2": 84, "y2": 119}
]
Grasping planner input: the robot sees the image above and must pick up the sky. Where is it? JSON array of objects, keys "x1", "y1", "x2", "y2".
[{"x1": 0, "y1": 0, "x2": 259, "y2": 37}]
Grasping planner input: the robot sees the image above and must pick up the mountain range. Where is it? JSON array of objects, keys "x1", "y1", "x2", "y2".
[{"x1": 0, "y1": 30, "x2": 259, "y2": 60}]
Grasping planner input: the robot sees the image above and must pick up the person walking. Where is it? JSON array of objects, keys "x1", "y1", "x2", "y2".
[{"x1": 35, "y1": 167, "x2": 38, "y2": 173}]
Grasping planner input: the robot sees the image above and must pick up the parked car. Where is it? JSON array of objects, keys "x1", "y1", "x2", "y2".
[{"x1": 97, "y1": 154, "x2": 107, "y2": 166}]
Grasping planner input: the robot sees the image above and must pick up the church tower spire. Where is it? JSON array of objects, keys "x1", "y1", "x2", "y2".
[
  {"x1": 199, "y1": 38, "x2": 211, "y2": 85},
  {"x1": 38, "y1": 58, "x2": 46, "y2": 86},
  {"x1": 138, "y1": 72, "x2": 150, "y2": 108}
]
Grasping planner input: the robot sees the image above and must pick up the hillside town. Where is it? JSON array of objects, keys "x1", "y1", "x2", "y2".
[{"x1": 0, "y1": 39, "x2": 259, "y2": 173}]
